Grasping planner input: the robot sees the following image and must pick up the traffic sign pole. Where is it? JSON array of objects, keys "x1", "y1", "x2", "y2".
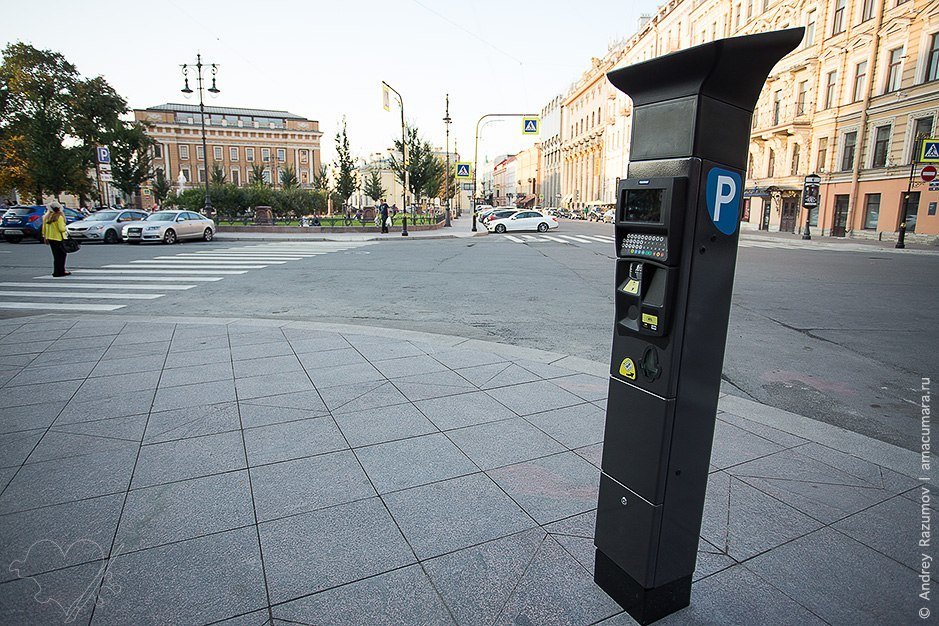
[{"x1": 472, "y1": 113, "x2": 539, "y2": 232}]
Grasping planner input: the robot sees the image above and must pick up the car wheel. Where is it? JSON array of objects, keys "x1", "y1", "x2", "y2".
[
  {"x1": 104, "y1": 229, "x2": 120, "y2": 244},
  {"x1": 3, "y1": 235, "x2": 21, "y2": 243},
  {"x1": 202, "y1": 228, "x2": 214, "y2": 242},
  {"x1": 494, "y1": 224, "x2": 506, "y2": 234},
  {"x1": 163, "y1": 229, "x2": 177, "y2": 245},
  {"x1": 537, "y1": 222, "x2": 549, "y2": 232}
]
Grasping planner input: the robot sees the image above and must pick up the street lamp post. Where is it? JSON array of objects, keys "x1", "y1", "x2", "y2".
[
  {"x1": 382, "y1": 81, "x2": 409, "y2": 236},
  {"x1": 443, "y1": 94, "x2": 452, "y2": 228},
  {"x1": 472, "y1": 112, "x2": 539, "y2": 231},
  {"x1": 181, "y1": 54, "x2": 219, "y2": 215}
]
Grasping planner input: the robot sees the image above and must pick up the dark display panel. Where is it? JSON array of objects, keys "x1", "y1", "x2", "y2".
[{"x1": 622, "y1": 189, "x2": 664, "y2": 223}]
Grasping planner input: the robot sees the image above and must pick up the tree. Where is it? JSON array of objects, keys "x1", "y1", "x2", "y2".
[
  {"x1": 211, "y1": 163, "x2": 226, "y2": 185},
  {"x1": 151, "y1": 168, "x2": 172, "y2": 206},
  {"x1": 362, "y1": 170, "x2": 385, "y2": 203},
  {"x1": 390, "y1": 125, "x2": 440, "y2": 209},
  {"x1": 108, "y1": 121, "x2": 154, "y2": 208},
  {"x1": 70, "y1": 75, "x2": 126, "y2": 203},
  {"x1": 334, "y1": 119, "x2": 357, "y2": 205},
  {"x1": 312, "y1": 163, "x2": 329, "y2": 192},
  {"x1": 279, "y1": 166, "x2": 298, "y2": 190},
  {"x1": 250, "y1": 163, "x2": 267, "y2": 187}
]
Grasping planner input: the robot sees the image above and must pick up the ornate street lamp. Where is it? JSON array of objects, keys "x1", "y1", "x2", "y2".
[{"x1": 181, "y1": 54, "x2": 219, "y2": 215}]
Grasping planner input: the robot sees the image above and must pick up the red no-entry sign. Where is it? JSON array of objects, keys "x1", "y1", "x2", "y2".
[{"x1": 922, "y1": 165, "x2": 938, "y2": 182}]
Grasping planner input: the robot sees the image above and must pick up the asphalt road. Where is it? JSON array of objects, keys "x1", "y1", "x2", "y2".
[{"x1": 0, "y1": 220, "x2": 935, "y2": 451}]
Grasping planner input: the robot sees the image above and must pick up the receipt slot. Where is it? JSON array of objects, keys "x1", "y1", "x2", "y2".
[{"x1": 593, "y1": 29, "x2": 803, "y2": 624}]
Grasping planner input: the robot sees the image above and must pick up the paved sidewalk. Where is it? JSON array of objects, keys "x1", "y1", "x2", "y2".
[{"x1": 0, "y1": 315, "x2": 929, "y2": 625}]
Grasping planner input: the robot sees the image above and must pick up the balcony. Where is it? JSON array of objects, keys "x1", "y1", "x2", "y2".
[{"x1": 752, "y1": 102, "x2": 813, "y2": 137}]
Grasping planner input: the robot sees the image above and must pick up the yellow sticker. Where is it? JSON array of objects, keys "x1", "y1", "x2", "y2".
[
  {"x1": 642, "y1": 313, "x2": 659, "y2": 326},
  {"x1": 618, "y1": 357, "x2": 636, "y2": 380},
  {"x1": 623, "y1": 279, "x2": 640, "y2": 295}
]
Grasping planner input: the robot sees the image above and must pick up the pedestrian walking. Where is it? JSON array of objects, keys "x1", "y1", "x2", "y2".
[
  {"x1": 380, "y1": 201, "x2": 389, "y2": 234},
  {"x1": 41, "y1": 202, "x2": 70, "y2": 277}
]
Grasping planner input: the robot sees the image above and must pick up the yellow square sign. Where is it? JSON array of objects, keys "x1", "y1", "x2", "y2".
[
  {"x1": 921, "y1": 138, "x2": 939, "y2": 163},
  {"x1": 455, "y1": 162, "x2": 472, "y2": 179},
  {"x1": 522, "y1": 117, "x2": 540, "y2": 135}
]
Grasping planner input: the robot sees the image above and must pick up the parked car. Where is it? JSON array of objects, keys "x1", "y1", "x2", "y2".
[
  {"x1": 602, "y1": 209, "x2": 616, "y2": 223},
  {"x1": 569, "y1": 208, "x2": 585, "y2": 220},
  {"x1": 483, "y1": 209, "x2": 519, "y2": 224},
  {"x1": 122, "y1": 210, "x2": 215, "y2": 244},
  {"x1": 1, "y1": 205, "x2": 84, "y2": 243},
  {"x1": 68, "y1": 209, "x2": 149, "y2": 244},
  {"x1": 586, "y1": 206, "x2": 604, "y2": 222},
  {"x1": 487, "y1": 210, "x2": 559, "y2": 233}
]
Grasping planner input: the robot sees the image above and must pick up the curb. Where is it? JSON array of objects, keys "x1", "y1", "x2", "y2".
[
  {"x1": 215, "y1": 231, "x2": 487, "y2": 242},
  {"x1": 11, "y1": 312, "x2": 928, "y2": 480}
]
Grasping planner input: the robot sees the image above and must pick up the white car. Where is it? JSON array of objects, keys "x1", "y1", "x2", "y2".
[
  {"x1": 487, "y1": 210, "x2": 559, "y2": 233},
  {"x1": 68, "y1": 209, "x2": 149, "y2": 244},
  {"x1": 602, "y1": 209, "x2": 616, "y2": 223},
  {"x1": 122, "y1": 210, "x2": 216, "y2": 244}
]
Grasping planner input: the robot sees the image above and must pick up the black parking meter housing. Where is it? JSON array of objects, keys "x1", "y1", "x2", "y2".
[{"x1": 594, "y1": 28, "x2": 803, "y2": 624}]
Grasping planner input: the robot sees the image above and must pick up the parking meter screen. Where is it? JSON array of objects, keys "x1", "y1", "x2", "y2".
[{"x1": 622, "y1": 189, "x2": 664, "y2": 223}]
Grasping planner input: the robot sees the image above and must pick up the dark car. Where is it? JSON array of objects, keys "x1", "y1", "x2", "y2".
[{"x1": 1, "y1": 206, "x2": 84, "y2": 243}]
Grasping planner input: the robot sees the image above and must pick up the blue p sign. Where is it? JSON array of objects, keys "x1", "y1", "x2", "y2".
[{"x1": 705, "y1": 167, "x2": 742, "y2": 235}]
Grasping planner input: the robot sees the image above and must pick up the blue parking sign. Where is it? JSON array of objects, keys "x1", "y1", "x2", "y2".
[
  {"x1": 705, "y1": 167, "x2": 742, "y2": 235},
  {"x1": 97, "y1": 146, "x2": 110, "y2": 164}
]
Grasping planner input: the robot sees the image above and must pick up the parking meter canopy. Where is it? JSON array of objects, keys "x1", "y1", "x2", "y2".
[{"x1": 606, "y1": 28, "x2": 804, "y2": 169}]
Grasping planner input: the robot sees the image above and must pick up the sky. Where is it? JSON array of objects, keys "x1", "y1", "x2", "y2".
[{"x1": 5, "y1": 0, "x2": 662, "y2": 166}]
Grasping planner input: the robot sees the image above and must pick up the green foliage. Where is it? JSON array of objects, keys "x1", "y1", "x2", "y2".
[
  {"x1": 312, "y1": 163, "x2": 329, "y2": 192},
  {"x1": 107, "y1": 121, "x2": 154, "y2": 205},
  {"x1": 279, "y1": 166, "x2": 298, "y2": 190},
  {"x1": 210, "y1": 163, "x2": 226, "y2": 185},
  {"x1": 334, "y1": 119, "x2": 357, "y2": 203},
  {"x1": 0, "y1": 42, "x2": 128, "y2": 202},
  {"x1": 390, "y1": 126, "x2": 443, "y2": 208},
  {"x1": 151, "y1": 168, "x2": 172, "y2": 205},
  {"x1": 167, "y1": 183, "x2": 328, "y2": 221},
  {"x1": 250, "y1": 163, "x2": 267, "y2": 187},
  {"x1": 362, "y1": 170, "x2": 385, "y2": 202}
]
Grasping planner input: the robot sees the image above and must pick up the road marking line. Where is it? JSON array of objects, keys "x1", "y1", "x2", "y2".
[
  {"x1": 0, "y1": 291, "x2": 163, "y2": 300},
  {"x1": 581, "y1": 235, "x2": 613, "y2": 242},
  {"x1": 558, "y1": 235, "x2": 595, "y2": 243},
  {"x1": 0, "y1": 302, "x2": 124, "y2": 311},
  {"x1": 505, "y1": 235, "x2": 525, "y2": 243},
  {"x1": 169, "y1": 255, "x2": 303, "y2": 260},
  {"x1": 108, "y1": 263, "x2": 266, "y2": 270},
  {"x1": 539, "y1": 235, "x2": 569, "y2": 243},
  {"x1": 0, "y1": 282, "x2": 195, "y2": 290},
  {"x1": 74, "y1": 269, "x2": 248, "y2": 275},
  {"x1": 521, "y1": 235, "x2": 544, "y2": 241},
  {"x1": 34, "y1": 274, "x2": 223, "y2": 282},
  {"x1": 152, "y1": 257, "x2": 288, "y2": 264}
]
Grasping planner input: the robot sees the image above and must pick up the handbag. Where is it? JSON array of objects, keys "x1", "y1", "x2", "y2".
[{"x1": 62, "y1": 238, "x2": 81, "y2": 253}]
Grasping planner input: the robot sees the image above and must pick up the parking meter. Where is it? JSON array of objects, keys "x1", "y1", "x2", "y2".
[{"x1": 593, "y1": 28, "x2": 803, "y2": 624}]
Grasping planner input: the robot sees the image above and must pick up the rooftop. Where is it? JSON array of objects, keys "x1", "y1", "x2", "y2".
[{"x1": 142, "y1": 103, "x2": 312, "y2": 121}]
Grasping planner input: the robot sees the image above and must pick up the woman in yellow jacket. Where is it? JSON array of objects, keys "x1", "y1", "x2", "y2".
[{"x1": 41, "y1": 203, "x2": 70, "y2": 277}]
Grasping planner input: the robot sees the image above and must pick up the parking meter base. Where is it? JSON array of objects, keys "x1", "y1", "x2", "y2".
[{"x1": 595, "y1": 549, "x2": 691, "y2": 625}]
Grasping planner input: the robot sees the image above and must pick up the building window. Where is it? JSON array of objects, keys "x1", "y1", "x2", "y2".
[
  {"x1": 832, "y1": 0, "x2": 846, "y2": 35},
  {"x1": 841, "y1": 131, "x2": 857, "y2": 171},
  {"x1": 196, "y1": 145, "x2": 205, "y2": 160},
  {"x1": 746, "y1": 0, "x2": 753, "y2": 18},
  {"x1": 824, "y1": 71, "x2": 837, "y2": 108},
  {"x1": 871, "y1": 125, "x2": 891, "y2": 167},
  {"x1": 772, "y1": 90, "x2": 782, "y2": 125},
  {"x1": 179, "y1": 144, "x2": 190, "y2": 160},
  {"x1": 262, "y1": 148, "x2": 271, "y2": 162},
  {"x1": 797, "y1": 80, "x2": 808, "y2": 114},
  {"x1": 885, "y1": 48, "x2": 903, "y2": 92},
  {"x1": 805, "y1": 10, "x2": 816, "y2": 46},
  {"x1": 927, "y1": 33, "x2": 939, "y2": 82},
  {"x1": 791, "y1": 144, "x2": 801, "y2": 176},
  {"x1": 231, "y1": 169, "x2": 240, "y2": 186},
  {"x1": 213, "y1": 146, "x2": 222, "y2": 160},
  {"x1": 853, "y1": 61, "x2": 867, "y2": 101},
  {"x1": 300, "y1": 150, "x2": 308, "y2": 164},
  {"x1": 180, "y1": 168, "x2": 190, "y2": 182},
  {"x1": 767, "y1": 149, "x2": 776, "y2": 177},
  {"x1": 817, "y1": 137, "x2": 828, "y2": 171},
  {"x1": 735, "y1": 5, "x2": 741, "y2": 28},
  {"x1": 153, "y1": 144, "x2": 163, "y2": 159},
  {"x1": 230, "y1": 147, "x2": 239, "y2": 161},
  {"x1": 277, "y1": 148, "x2": 286, "y2": 162},
  {"x1": 246, "y1": 148, "x2": 255, "y2": 162},
  {"x1": 198, "y1": 168, "x2": 206, "y2": 183},
  {"x1": 861, "y1": 0, "x2": 875, "y2": 21},
  {"x1": 262, "y1": 169, "x2": 272, "y2": 184},
  {"x1": 863, "y1": 193, "x2": 880, "y2": 229},
  {"x1": 913, "y1": 117, "x2": 934, "y2": 157}
]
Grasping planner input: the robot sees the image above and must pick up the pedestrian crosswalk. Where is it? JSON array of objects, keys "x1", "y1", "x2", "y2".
[
  {"x1": 0, "y1": 242, "x2": 369, "y2": 313},
  {"x1": 501, "y1": 233, "x2": 615, "y2": 246}
]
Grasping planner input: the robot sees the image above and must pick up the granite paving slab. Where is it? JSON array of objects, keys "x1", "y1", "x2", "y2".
[
  {"x1": 243, "y1": 415, "x2": 347, "y2": 466},
  {"x1": 355, "y1": 432, "x2": 478, "y2": 493},
  {"x1": 447, "y1": 417, "x2": 567, "y2": 470},
  {"x1": 131, "y1": 430, "x2": 246, "y2": 489},
  {"x1": 414, "y1": 390, "x2": 515, "y2": 431},
  {"x1": 332, "y1": 402, "x2": 438, "y2": 448}
]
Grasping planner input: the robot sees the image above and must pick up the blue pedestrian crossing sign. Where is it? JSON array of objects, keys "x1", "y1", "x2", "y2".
[
  {"x1": 921, "y1": 138, "x2": 939, "y2": 163},
  {"x1": 455, "y1": 162, "x2": 472, "y2": 179},
  {"x1": 522, "y1": 117, "x2": 540, "y2": 135},
  {"x1": 705, "y1": 167, "x2": 742, "y2": 236}
]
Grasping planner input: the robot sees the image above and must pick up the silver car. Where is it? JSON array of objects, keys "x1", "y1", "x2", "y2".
[
  {"x1": 122, "y1": 210, "x2": 216, "y2": 244},
  {"x1": 68, "y1": 209, "x2": 149, "y2": 244}
]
